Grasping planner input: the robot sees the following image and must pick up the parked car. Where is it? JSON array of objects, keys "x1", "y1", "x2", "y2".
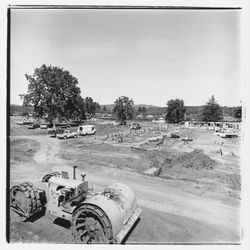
[
  {"x1": 16, "y1": 119, "x2": 33, "y2": 125},
  {"x1": 40, "y1": 123, "x2": 49, "y2": 129},
  {"x1": 170, "y1": 133, "x2": 180, "y2": 138},
  {"x1": 27, "y1": 123, "x2": 40, "y2": 129},
  {"x1": 77, "y1": 125, "x2": 96, "y2": 136},
  {"x1": 131, "y1": 123, "x2": 141, "y2": 130},
  {"x1": 48, "y1": 127, "x2": 64, "y2": 137},
  {"x1": 216, "y1": 129, "x2": 238, "y2": 138},
  {"x1": 118, "y1": 121, "x2": 127, "y2": 126},
  {"x1": 57, "y1": 130, "x2": 78, "y2": 139}
]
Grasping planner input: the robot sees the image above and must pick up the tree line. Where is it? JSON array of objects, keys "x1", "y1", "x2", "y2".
[{"x1": 18, "y1": 64, "x2": 242, "y2": 124}]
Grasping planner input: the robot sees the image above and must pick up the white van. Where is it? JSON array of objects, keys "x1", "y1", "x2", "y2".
[{"x1": 78, "y1": 125, "x2": 96, "y2": 136}]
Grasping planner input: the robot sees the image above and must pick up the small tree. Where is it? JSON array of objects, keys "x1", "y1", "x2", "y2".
[
  {"x1": 113, "y1": 96, "x2": 135, "y2": 123},
  {"x1": 141, "y1": 106, "x2": 147, "y2": 114},
  {"x1": 137, "y1": 106, "x2": 147, "y2": 114},
  {"x1": 233, "y1": 106, "x2": 242, "y2": 119},
  {"x1": 165, "y1": 99, "x2": 186, "y2": 123},
  {"x1": 95, "y1": 102, "x2": 100, "y2": 112},
  {"x1": 85, "y1": 97, "x2": 100, "y2": 117},
  {"x1": 201, "y1": 95, "x2": 223, "y2": 122},
  {"x1": 137, "y1": 106, "x2": 142, "y2": 114},
  {"x1": 19, "y1": 94, "x2": 30, "y2": 117}
]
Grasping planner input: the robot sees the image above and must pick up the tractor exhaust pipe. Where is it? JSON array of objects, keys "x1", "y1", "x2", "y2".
[{"x1": 73, "y1": 166, "x2": 77, "y2": 179}]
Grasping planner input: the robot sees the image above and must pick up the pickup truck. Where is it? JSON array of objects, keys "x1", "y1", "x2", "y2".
[
  {"x1": 131, "y1": 123, "x2": 141, "y2": 130},
  {"x1": 27, "y1": 123, "x2": 40, "y2": 129},
  {"x1": 57, "y1": 130, "x2": 78, "y2": 139},
  {"x1": 48, "y1": 127, "x2": 64, "y2": 137},
  {"x1": 216, "y1": 129, "x2": 238, "y2": 138}
]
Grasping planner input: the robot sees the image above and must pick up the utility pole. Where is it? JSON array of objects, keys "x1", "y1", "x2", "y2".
[
  {"x1": 19, "y1": 94, "x2": 27, "y2": 117},
  {"x1": 19, "y1": 94, "x2": 25, "y2": 105}
]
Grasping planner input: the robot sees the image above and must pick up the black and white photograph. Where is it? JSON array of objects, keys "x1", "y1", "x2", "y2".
[{"x1": 4, "y1": 1, "x2": 249, "y2": 245}]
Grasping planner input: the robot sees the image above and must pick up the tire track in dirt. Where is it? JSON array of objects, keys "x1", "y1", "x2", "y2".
[
  {"x1": 32, "y1": 135, "x2": 66, "y2": 166},
  {"x1": 10, "y1": 135, "x2": 69, "y2": 183}
]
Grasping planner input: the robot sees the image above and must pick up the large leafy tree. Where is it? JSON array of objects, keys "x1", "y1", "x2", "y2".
[
  {"x1": 24, "y1": 64, "x2": 86, "y2": 124},
  {"x1": 201, "y1": 95, "x2": 223, "y2": 122},
  {"x1": 113, "y1": 96, "x2": 135, "y2": 123},
  {"x1": 165, "y1": 99, "x2": 186, "y2": 123}
]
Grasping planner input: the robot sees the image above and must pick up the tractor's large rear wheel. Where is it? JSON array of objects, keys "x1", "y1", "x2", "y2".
[
  {"x1": 10, "y1": 182, "x2": 45, "y2": 221},
  {"x1": 71, "y1": 204, "x2": 113, "y2": 244}
]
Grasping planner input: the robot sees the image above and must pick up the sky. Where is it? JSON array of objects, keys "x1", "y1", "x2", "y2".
[{"x1": 10, "y1": 8, "x2": 241, "y2": 107}]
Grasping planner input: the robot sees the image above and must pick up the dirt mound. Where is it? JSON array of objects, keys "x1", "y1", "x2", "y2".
[{"x1": 171, "y1": 149, "x2": 217, "y2": 170}]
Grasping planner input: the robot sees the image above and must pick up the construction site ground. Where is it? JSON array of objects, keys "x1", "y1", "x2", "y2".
[{"x1": 9, "y1": 116, "x2": 241, "y2": 243}]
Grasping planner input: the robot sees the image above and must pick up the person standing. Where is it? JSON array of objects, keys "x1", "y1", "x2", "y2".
[
  {"x1": 183, "y1": 135, "x2": 189, "y2": 144},
  {"x1": 219, "y1": 142, "x2": 224, "y2": 155}
]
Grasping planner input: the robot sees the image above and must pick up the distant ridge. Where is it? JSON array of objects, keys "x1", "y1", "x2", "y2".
[
  {"x1": 135, "y1": 104, "x2": 161, "y2": 109},
  {"x1": 100, "y1": 104, "x2": 238, "y2": 117}
]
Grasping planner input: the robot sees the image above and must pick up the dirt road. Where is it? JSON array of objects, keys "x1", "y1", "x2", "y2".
[{"x1": 9, "y1": 133, "x2": 241, "y2": 243}]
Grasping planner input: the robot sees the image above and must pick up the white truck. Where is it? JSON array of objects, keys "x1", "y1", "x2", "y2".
[
  {"x1": 216, "y1": 129, "x2": 238, "y2": 138},
  {"x1": 78, "y1": 125, "x2": 96, "y2": 136}
]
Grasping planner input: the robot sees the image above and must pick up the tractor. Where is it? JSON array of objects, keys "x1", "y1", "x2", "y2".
[{"x1": 10, "y1": 166, "x2": 142, "y2": 243}]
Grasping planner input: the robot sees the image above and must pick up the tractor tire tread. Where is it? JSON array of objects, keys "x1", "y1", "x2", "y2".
[{"x1": 10, "y1": 182, "x2": 45, "y2": 221}]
